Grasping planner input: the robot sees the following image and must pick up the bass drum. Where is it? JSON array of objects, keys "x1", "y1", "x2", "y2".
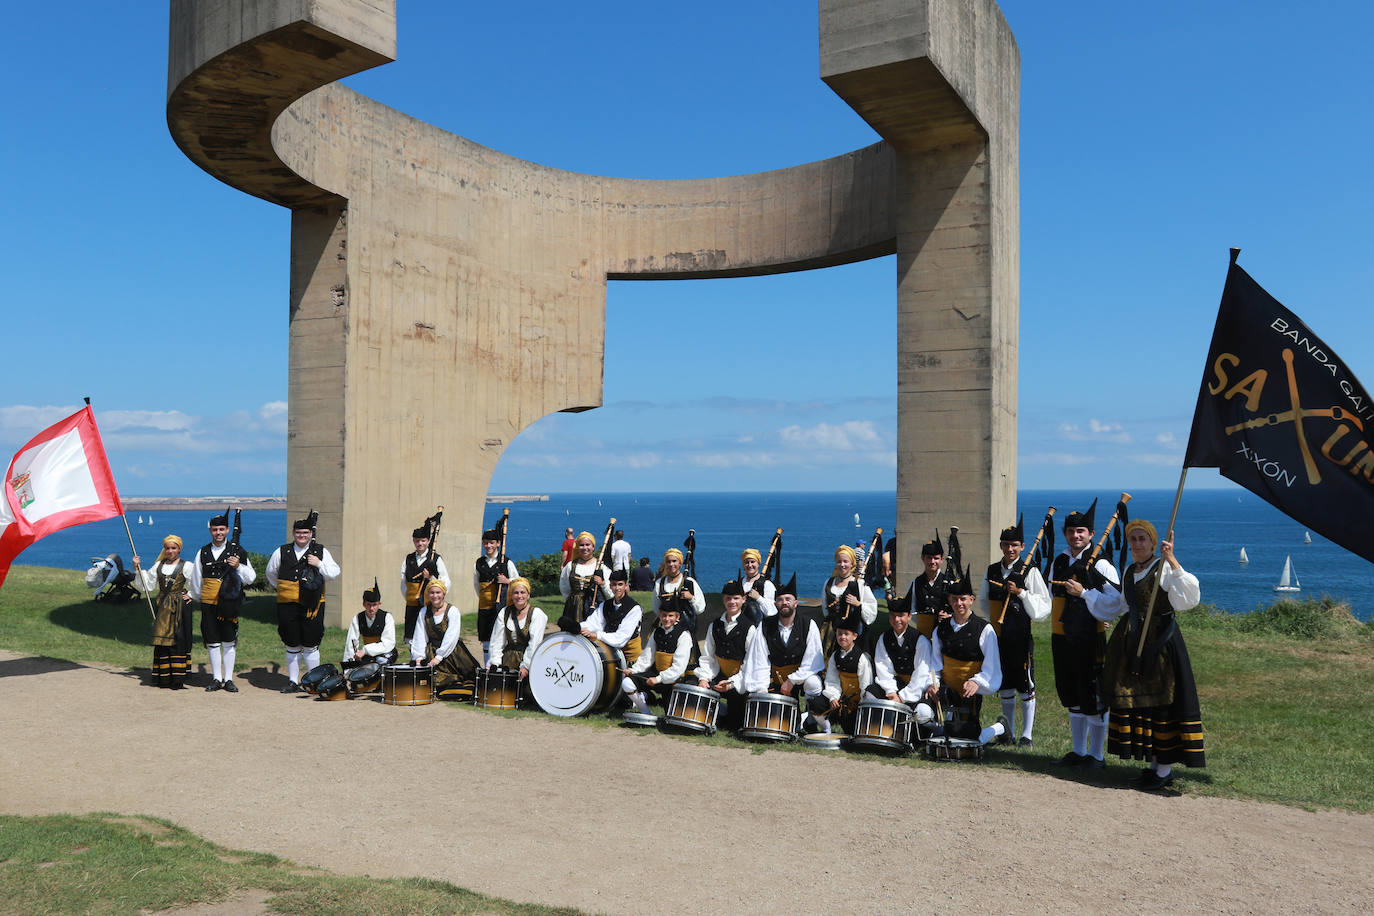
[{"x1": 528, "y1": 633, "x2": 624, "y2": 717}]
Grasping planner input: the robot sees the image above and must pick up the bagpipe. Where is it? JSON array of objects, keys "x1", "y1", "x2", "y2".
[
  {"x1": 217, "y1": 507, "x2": 247, "y2": 604},
  {"x1": 492, "y1": 507, "x2": 510, "y2": 608},
  {"x1": 682, "y1": 528, "x2": 697, "y2": 581},
  {"x1": 994, "y1": 508, "x2": 1055, "y2": 629},
  {"x1": 860, "y1": 526, "x2": 885, "y2": 591}
]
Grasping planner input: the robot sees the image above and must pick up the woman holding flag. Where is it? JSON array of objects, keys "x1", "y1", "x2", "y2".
[{"x1": 132, "y1": 535, "x2": 196, "y2": 689}]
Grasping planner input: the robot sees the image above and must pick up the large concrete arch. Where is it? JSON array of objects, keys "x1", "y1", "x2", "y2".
[{"x1": 167, "y1": 0, "x2": 1018, "y2": 625}]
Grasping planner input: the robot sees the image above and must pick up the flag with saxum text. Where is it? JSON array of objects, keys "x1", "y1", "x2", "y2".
[
  {"x1": 0, "y1": 406, "x2": 124, "y2": 589},
  {"x1": 1183, "y1": 259, "x2": 1374, "y2": 564}
]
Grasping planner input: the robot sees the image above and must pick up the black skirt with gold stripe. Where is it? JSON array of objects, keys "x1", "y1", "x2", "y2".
[{"x1": 1107, "y1": 625, "x2": 1205, "y2": 768}]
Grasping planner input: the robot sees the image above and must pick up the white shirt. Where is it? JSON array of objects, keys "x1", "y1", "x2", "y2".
[
  {"x1": 694, "y1": 611, "x2": 759, "y2": 692},
  {"x1": 343, "y1": 610, "x2": 397, "y2": 661},
  {"x1": 560, "y1": 559, "x2": 612, "y2": 601},
  {"x1": 1097, "y1": 557, "x2": 1201, "y2": 620},
  {"x1": 409, "y1": 606, "x2": 461, "y2": 662},
  {"x1": 488, "y1": 606, "x2": 548, "y2": 671},
  {"x1": 629, "y1": 626, "x2": 692, "y2": 685},
  {"x1": 822, "y1": 647, "x2": 875, "y2": 702},
  {"x1": 188, "y1": 541, "x2": 257, "y2": 598},
  {"x1": 610, "y1": 539, "x2": 632, "y2": 571},
  {"x1": 265, "y1": 543, "x2": 341, "y2": 587},
  {"x1": 652, "y1": 575, "x2": 706, "y2": 618},
  {"x1": 135, "y1": 560, "x2": 194, "y2": 594},
  {"x1": 401, "y1": 550, "x2": 452, "y2": 605},
  {"x1": 897, "y1": 637, "x2": 936, "y2": 703},
  {"x1": 741, "y1": 615, "x2": 825, "y2": 693},
  {"x1": 826, "y1": 576, "x2": 878, "y2": 626},
  {"x1": 1056, "y1": 546, "x2": 1121, "y2": 623},
  {"x1": 929, "y1": 617, "x2": 1002, "y2": 695},
  {"x1": 583, "y1": 598, "x2": 644, "y2": 649},
  {"x1": 742, "y1": 576, "x2": 777, "y2": 618},
  {"x1": 977, "y1": 562, "x2": 1051, "y2": 623},
  {"x1": 873, "y1": 626, "x2": 927, "y2": 695},
  {"x1": 472, "y1": 554, "x2": 518, "y2": 599}
]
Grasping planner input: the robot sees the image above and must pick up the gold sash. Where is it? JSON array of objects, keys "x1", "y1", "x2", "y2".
[
  {"x1": 942, "y1": 656, "x2": 981, "y2": 690},
  {"x1": 200, "y1": 577, "x2": 221, "y2": 605},
  {"x1": 478, "y1": 578, "x2": 500, "y2": 608},
  {"x1": 276, "y1": 581, "x2": 300, "y2": 604},
  {"x1": 769, "y1": 663, "x2": 800, "y2": 692},
  {"x1": 405, "y1": 581, "x2": 423, "y2": 605},
  {"x1": 1050, "y1": 595, "x2": 1105, "y2": 635},
  {"x1": 654, "y1": 650, "x2": 676, "y2": 673},
  {"x1": 362, "y1": 634, "x2": 380, "y2": 646},
  {"x1": 622, "y1": 635, "x2": 642, "y2": 666},
  {"x1": 915, "y1": 611, "x2": 937, "y2": 639},
  {"x1": 838, "y1": 670, "x2": 861, "y2": 714},
  {"x1": 716, "y1": 657, "x2": 742, "y2": 679}
]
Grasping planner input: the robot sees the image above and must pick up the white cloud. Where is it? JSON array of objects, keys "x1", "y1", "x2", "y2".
[
  {"x1": 0, "y1": 404, "x2": 81, "y2": 432},
  {"x1": 778, "y1": 420, "x2": 884, "y2": 450},
  {"x1": 1156, "y1": 431, "x2": 1179, "y2": 448},
  {"x1": 1023, "y1": 451, "x2": 1099, "y2": 466},
  {"x1": 687, "y1": 451, "x2": 780, "y2": 469},
  {"x1": 1057, "y1": 419, "x2": 1131, "y2": 444}
]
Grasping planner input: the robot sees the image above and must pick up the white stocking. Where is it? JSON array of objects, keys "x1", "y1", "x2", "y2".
[
  {"x1": 1069, "y1": 711, "x2": 1088, "y2": 756},
  {"x1": 222, "y1": 642, "x2": 237, "y2": 682},
  {"x1": 206, "y1": 643, "x2": 223, "y2": 682}
]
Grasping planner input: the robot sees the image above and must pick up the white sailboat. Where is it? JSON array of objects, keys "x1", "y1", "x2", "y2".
[
  {"x1": 148, "y1": 514, "x2": 154, "y2": 525},
  {"x1": 1274, "y1": 555, "x2": 1301, "y2": 593},
  {"x1": 1303, "y1": 531, "x2": 1312, "y2": 544},
  {"x1": 854, "y1": 513, "x2": 861, "y2": 528},
  {"x1": 1239, "y1": 547, "x2": 1249, "y2": 564},
  {"x1": 137, "y1": 515, "x2": 143, "y2": 525}
]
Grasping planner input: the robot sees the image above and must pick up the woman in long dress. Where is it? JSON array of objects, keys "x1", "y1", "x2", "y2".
[
  {"x1": 488, "y1": 577, "x2": 548, "y2": 681},
  {"x1": 1103, "y1": 519, "x2": 1205, "y2": 791},
  {"x1": 820, "y1": 544, "x2": 876, "y2": 658},
  {"x1": 133, "y1": 535, "x2": 195, "y2": 689}
]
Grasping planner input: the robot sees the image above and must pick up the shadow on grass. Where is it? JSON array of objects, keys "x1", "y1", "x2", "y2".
[{"x1": 48, "y1": 598, "x2": 149, "y2": 647}]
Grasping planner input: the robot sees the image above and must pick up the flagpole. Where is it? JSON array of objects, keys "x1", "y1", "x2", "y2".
[
  {"x1": 1132, "y1": 465, "x2": 1189, "y2": 663},
  {"x1": 84, "y1": 398, "x2": 156, "y2": 623}
]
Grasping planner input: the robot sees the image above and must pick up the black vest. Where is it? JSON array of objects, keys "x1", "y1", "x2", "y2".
[
  {"x1": 276, "y1": 542, "x2": 324, "y2": 606},
  {"x1": 1051, "y1": 552, "x2": 1101, "y2": 637},
  {"x1": 881, "y1": 628, "x2": 921, "y2": 675},
  {"x1": 600, "y1": 596, "x2": 641, "y2": 637},
  {"x1": 422, "y1": 609, "x2": 451, "y2": 653},
  {"x1": 834, "y1": 645, "x2": 864, "y2": 674},
  {"x1": 356, "y1": 610, "x2": 388, "y2": 640},
  {"x1": 405, "y1": 552, "x2": 442, "y2": 605},
  {"x1": 711, "y1": 615, "x2": 753, "y2": 661},
  {"x1": 986, "y1": 562, "x2": 1031, "y2": 640},
  {"x1": 913, "y1": 574, "x2": 947, "y2": 616},
  {"x1": 936, "y1": 615, "x2": 989, "y2": 662},
  {"x1": 652, "y1": 621, "x2": 690, "y2": 654},
  {"x1": 824, "y1": 576, "x2": 864, "y2": 631},
  {"x1": 761, "y1": 615, "x2": 809, "y2": 667},
  {"x1": 198, "y1": 543, "x2": 244, "y2": 580},
  {"x1": 475, "y1": 555, "x2": 503, "y2": 582}
]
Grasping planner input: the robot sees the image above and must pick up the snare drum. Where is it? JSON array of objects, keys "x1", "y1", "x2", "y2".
[
  {"x1": 621, "y1": 711, "x2": 661, "y2": 727},
  {"x1": 475, "y1": 667, "x2": 523, "y2": 710},
  {"x1": 345, "y1": 662, "x2": 383, "y2": 696},
  {"x1": 851, "y1": 695, "x2": 914, "y2": 752},
  {"x1": 923, "y1": 736, "x2": 983, "y2": 761},
  {"x1": 740, "y1": 692, "x2": 799, "y2": 742},
  {"x1": 800, "y1": 733, "x2": 847, "y2": 751},
  {"x1": 383, "y1": 665, "x2": 434, "y2": 706},
  {"x1": 662, "y1": 683, "x2": 720, "y2": 735},
  {"x1": 528, "y1": 633, "x2": 625, "y2": 717},
  {"x1": 317, "y1": 671, "x2": 349, "y2": 701},
  {"x1": 300, "y1": 663, "x2": 338, "y2": 695}
]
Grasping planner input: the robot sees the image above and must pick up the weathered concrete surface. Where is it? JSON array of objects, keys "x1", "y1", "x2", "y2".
[{"x1": 166, "y1": 0, "x2": 1018, "y2": 623}]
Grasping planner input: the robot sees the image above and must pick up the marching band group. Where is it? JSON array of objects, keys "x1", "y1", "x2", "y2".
[{"x1": 131, "y1": 499, "x2": 1206, "y2": 791}]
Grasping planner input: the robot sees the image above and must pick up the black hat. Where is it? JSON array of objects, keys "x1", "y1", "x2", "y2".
[
  {"x1": 412, "y1": 524, "x2": 432, "y2": 540},
  {"x1": 921, "y1": 530, "x2": 944, "y2": 557},
  {"x1": 776, "y1": 572, "x2": 797, "y2": 598},
  {"x1": 999, "y1": 513, "x2": 1025, "y2": 543},
  {"x1": 1063, "y1": 498, "x2": 1098, "y2": 532},
  {"x1": 293, "y1": 510, "x2": 317, "y2": 532},
  {"x1": 609, "y1": 568, "x2": 628, "y2": 583},
  {"x1": 721, "y1": 579, "x2": 745, "y2": 597},
  {"x1": 836, "y1": 616, "x2": 861, "y2": 633},
  {"x1": 209, "y1": 506, "x2": 230, "y2": 528},
  {"x1": 659, "y1": 589, "x2": 687, "y2": 615},
  {"x1": 945, "y1": 562, "x2": 975, "y2": 598},
  {"x1": 481, "y1": 528, "x2": 500, "y2": 542},
  {"x1": 363, "y1": 577, "x2": 381, "y2": 602},
  {"x1": 889, "y1": 580, "x2": 915, "y2": 615}
]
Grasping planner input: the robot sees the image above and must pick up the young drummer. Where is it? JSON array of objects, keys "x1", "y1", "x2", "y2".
[
  {"x1": 872, "y1": 598, "x2": 930, "y2": 702},
  {"x1": 811, "y1": 618, "x2": 873, "y2": 735},
  {"x1": 487, "y1": 577, "x2": 546, "y2": 681},
  {"x1": 696, "y1": 579, "x2": 758, "y2": 731},
  {"x1": 342, "y1": 578, "x2": 398, "y2": 668},
  {"x1": 742, "y1": 574, "x2": 825, "y2": 706},
  {"x1": 474, "y1": 527, "x2": 518, "y2": 666},
  {"x1": 981, "y1": 515, "x2": 1051, "y2": 746},
  {"x1": 924, "y1": 563, "x2": 1010, "y2": 746},
  {"x1": 581, "y1": 569, "x2": 644, "y2": 665},
  {"x1": 622, "y1": 592, "x2": 695, "y2": 714}
]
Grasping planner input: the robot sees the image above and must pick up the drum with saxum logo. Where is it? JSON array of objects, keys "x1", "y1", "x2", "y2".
[
  {"x1": 851, "y1": 695, "x2": 914, "y2": 753},
  {"x1": 662, "y1": 683, "x2": 719, "y2": 735},
  {"x1": 528, "y1": 633, "x2": 624, "y2": 717},
  {"x1": 740, "y1": 692, "x2": 799, "y2": 742},
  {"x1": 383, "y1": 665, "x2": 434, "y2": 706},
  {"x1": 475, "y1": 666, "x2": 523, "y2": 710}
]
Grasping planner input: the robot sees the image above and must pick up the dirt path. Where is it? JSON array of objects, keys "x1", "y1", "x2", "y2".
[{"x1": 1, "y1": 651, "x2": 1370, "y2": 914}]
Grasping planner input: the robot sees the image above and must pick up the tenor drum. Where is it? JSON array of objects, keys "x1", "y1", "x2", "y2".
[
  {"x1": 475, "y1": 666, "x2": 523, "y2": 710},
  {"x1": 300, "y1": 663, "x2": 338, "y2": 695},
  {"x1": 317, "y1": 671, "x2": 350, "y2": 701},
  {"x1": 345, "y1": 662, "x2": 383, "y2": 695},
  {"x1": 527, "y1": 633, "x2": 624, "y2": 717},
  {"x1": 383, "y1": 665, "x2": 434, "y2": 707},
  {"x1": 662, "y1": 683, "x2": 720, "y2": 735},
  {"x1": 851, "y1": 695, "x2": 914, "y2": 752},
  {"x1": 924, "y1": 736, "x2": 983, "y2": 761},
  {"x1": 740, "y1": 692, "x2": 799, "y2": 742}
]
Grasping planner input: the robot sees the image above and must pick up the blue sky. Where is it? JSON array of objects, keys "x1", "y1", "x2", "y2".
[{"x1": 3, "y1": 1, "x2": 1372, "y2": 495}]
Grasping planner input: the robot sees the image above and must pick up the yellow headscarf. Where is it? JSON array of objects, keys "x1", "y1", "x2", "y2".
[
  {"x1": 425, "y1": 578, "x2": 449, "y2": 597},
  {"x1": 664, "y1": 548, "x2": 683, "y2": 563},
  {"x1": 741, "y1": 548, "x2": 761, "y2": 564},
  {"x1": 508, "y1": 576, "x2": 531, "y2": 595},
  {"x1": 157, "y1": 535, "x2": 183, "y2": 565},
  {"x1": 833, "y1": 544, "x2": 858, "y2": 578},
  {"x1": 1124, "y1": 519, "x2": 1158, "y2": 549},
  {"x1": 576, "y1": 531, "x2": 596, "y2": 549}
]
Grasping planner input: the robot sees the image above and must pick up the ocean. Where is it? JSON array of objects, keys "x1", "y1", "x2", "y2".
[{"x1": 10, "y1": 490, "x2": 1370, "y2": 621}]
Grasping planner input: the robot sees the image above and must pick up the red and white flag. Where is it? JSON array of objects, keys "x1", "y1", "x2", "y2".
[{"x1": 0, "y1": 406, "x2": 124, "y2": 589}]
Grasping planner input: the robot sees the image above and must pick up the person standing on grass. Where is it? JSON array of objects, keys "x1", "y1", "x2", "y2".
[
  {"x1": 132, "y1": 535, "x2": 195, "y2": 689},
  {"x1": 610, "y1": 529, "x2": 632, "y2": 572},
  {"x1": 188, "y1": 510, "x2": 255, "y2": 693},
  {"x1": 980, "y1": 516, "x2": 1050, "y2": 746},
  {"x1": 266, "y1": 515, "x2": 341, "y2": 694}
]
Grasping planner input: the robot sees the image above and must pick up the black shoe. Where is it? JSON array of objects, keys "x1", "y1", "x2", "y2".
[
  {"x1": 1078, "y1": 755, "x2": 1106, "y2": 771},
  {"x1": 1056, "y1": 751, "x2": 1083, "y2": 767},
  {"x1": 1018, "y1": 737, "x2": 1034, "y2": 748},
  {"x1": 994, "y1": 715, "x2": 1012, "y2": 745},
  {"x1": 222, "y1": 680, "x2": 239, "y2": 693},
  {"x1": 205, "y1": 680, "x2": 222, "y2": 692},
  {"x1": 1134, "y1": 770, "x2": 1175, "y2": 792},
  {"x1": 1129, "y1": 767, "x2": 1156, "y2": 787},
  {"x1": 280, "y1": 682, "x2": 301, "y2": 694}
]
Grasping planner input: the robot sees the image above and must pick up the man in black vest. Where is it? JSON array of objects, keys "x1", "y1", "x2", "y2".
[
  {"x1": 189, "y1": 509, "x2": 255, "y2": 693},
  {"x1": 265, "y1": 515, "x2": 340, "y2": 693},
  {"x1": 342, "y1": 578, "x2": 398, "y2": 669},
  {"x1": 872, "y1": 599, "x2": 930, "y2": 703},
  {"x1": 400, "y1": 518, "x2": 450, "y2": 645},
  {"x1": 924, "y1": 563, "x2": 1010, "y2": 746},
  {"x1": 742, "y1": 574, "x2": 824, "y2": 704},
  {"x1": 622, "y1": 595, "x2": 694, "y2": 715},
  {"x1": 473, "y1": 527, "x2": 517, "y2": 666},
  {"x1": 981, "y1": 516, "x2": 1051, "y2": 747},
  {"x1": 696, "y1": 579, "x2": 757, "y2": 731},
  {"x1": 1048, "y1": 499, "x2": 1120, "y2": 770},
  {"x1": 908, "y1": 532, "x2": 948, "y2": 640},
  {"x1": 581, "y1": 568, "x2": 644, "y2": 666}
]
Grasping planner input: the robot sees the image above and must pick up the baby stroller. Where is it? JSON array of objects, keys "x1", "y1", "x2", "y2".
[{"x1": 86, "y1": 553, "x2": 139, "y2": 603}]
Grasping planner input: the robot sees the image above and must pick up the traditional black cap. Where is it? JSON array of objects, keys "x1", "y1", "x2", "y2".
[
  {"x1": 836, "y1": 616, "x2": 861, "y2": 633},
  {"x1": 481, "y1": 528, "x2": 499, "y2": 542},
  {"x1": 209, "y1": 506, "x2": 230, "y2": 528},
  {"x1": 721, "y1": 579, "x2": 745, "y2": 597},
  {"x1": 609, "y1": 568, "x2": 628, "y2": 583},
  {"x1": 659, "y1": 589, "x2": 687, "y2": 615},
  {"x1": 363, "y1": 577, "x2": 381, "y2": 602},
  {"x1": 776, "y1": 572, "x2": 797, "y2": 598},
  {"x1": 412, "y1": 523, "x2": 432, "y2": 540},
  {"x1": 945, "y1": 562, "x2": 975, "y2": 597},
  {"x1": 1063, "y1": 498, "x2": 1098, "y2": 532},
  {"x1": 921, "y1": 529, "x2": 944, "y2": 557},
  {"x1": 1000, "y1": 513, "x2": 1025, "y2": 543},
  {"x1": 293, "y1": 510, "x2": 317, "y2": 532},
  {"x1": 889, "y1": 580, "x2": 915, "y2": 615}
]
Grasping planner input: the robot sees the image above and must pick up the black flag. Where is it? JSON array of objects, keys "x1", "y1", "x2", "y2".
[{"x1": 1183, "y1": 257, "x2": 1374, "y2": 564}]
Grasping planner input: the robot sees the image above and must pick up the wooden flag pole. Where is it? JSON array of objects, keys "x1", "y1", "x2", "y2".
[
  {"x1": 83, "y1": 398, "x2": 157, "y2": 623},
  {"x1": 1132, "y1": 466, "x2": 1190, "y2": 665}
]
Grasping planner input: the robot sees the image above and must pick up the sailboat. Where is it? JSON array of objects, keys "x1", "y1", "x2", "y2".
[
  {"x1": 148, "y1": 514, "x2": 154, "y2": 525},
  {"x1": 137, "y1": 515, "x2": 144, "y2": 525},
  {"x1": 1303, "y1": 531, "x2": 1312, "y2": 544},
  {"x1": 854, "y1": 513, "x2": 861, "y2": 528},
  {"x1": 1274, "y1": 556, "x2": 1301, "y2": 593},
  {"x1": 1239, "y1": 547, "x2": 1249, "y2": 564}
]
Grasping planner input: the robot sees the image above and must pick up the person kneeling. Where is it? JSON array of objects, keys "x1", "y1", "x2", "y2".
[
  {"x1": 623, "y1": 596, "x2": 694, "y2": 715},
  {"x1": 921, "y1": 563, "x2": 1010, "y2": 746},
  {"x1": 812, "y1": 619, "x2": 873, "y2": 735},
  {"x1": 488, "y1": 577, "x2": 547, "y2": 698},
  {"x1": 695, "y1": 580, "x2": 757, "y2": 731}
]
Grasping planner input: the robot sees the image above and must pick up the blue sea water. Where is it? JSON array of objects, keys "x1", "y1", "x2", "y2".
[{"x1": 10, "y1": 490, "x2": 1371, "y2": 620}]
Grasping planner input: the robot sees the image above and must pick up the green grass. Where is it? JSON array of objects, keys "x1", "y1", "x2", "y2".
[
  {"x1": 4, "y1": 566, "x2": 1373, "y2": 811},
  {"x1": 0, "y1": 813, "x2": 582, "y2": 915}
]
